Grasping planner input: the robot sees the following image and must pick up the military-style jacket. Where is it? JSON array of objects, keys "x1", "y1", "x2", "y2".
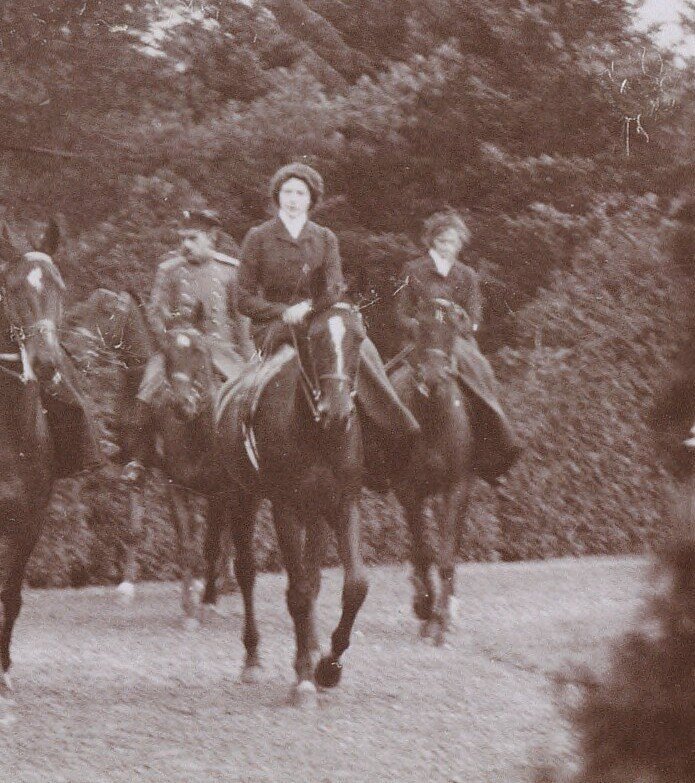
[
  {"x1": 149, "y1": 250, "x2": 252, "y2": 355},
  {"x1": 394, "y1": 254, "x2": 483, "y2": 340},
  {"x1": 236, "y1": 218, "x2": 346, "y2": 328}
]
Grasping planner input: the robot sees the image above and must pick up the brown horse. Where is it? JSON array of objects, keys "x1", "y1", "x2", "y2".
[
  {"x1": 0, "y1": 220, "x2": 65, "y2": 724},
  {"x1": 382, "y1": 298, "x2": 476, "y2": 645},
  {"x1": 81, "y1": 290, "x2": 231, "y2": 624},
  {"x1": 208, "y1": 301, "x2": 369, "y2": 705}
]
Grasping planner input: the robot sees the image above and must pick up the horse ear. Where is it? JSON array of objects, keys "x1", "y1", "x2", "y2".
[
  {"x1": 36, "y1": 218, "x2": 60, "y2": 257},
  {"x1": 0, "y1": 223, "x2": 22, "y2": 265}
]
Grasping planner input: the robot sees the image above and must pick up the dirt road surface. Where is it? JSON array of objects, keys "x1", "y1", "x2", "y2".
[{"x1": 1, "y1": 557, "x2": 648, "y2": 782}]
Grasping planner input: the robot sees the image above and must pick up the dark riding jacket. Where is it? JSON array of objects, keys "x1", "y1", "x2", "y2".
[
  {"x1": 236, "y1": 218, "x2": 346, "y2": 344},
  {"x1": 394, "y1": 255, "x2": 483, "y2": 340}
]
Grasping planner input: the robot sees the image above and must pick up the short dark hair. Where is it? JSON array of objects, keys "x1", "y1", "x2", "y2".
[
  {"x1": 269, "y1": 163, "x2": 324, "y2": 209},
  {"x1": 422, "y1": 211, "x2": 471, "y2": 249}
]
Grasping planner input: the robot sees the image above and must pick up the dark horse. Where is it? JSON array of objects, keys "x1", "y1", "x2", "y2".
[
  {"x1": 82, "y1": 290, "x2": 229, "y2": 624},
  {"x1": 0, "y1": 220, "x2": 65, "y2": 723},
  {"x1": 208, "y1": 301, "x2": 369, "y2": 705},
  {"x1": 384, "y1": 298, "x2": 476, "y2": 645}
]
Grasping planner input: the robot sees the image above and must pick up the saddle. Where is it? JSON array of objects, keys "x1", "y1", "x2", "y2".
[
  {"x1": 390, "y1": 343, "x2": 521, "y2": 483},
  {"x1": 215, "y1": 344, "x2": 296, "y2": 471}
]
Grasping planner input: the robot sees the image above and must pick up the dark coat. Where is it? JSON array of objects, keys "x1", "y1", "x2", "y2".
[
  {"x1": 236, "y1": 217, "x2": 346, "y2": 340},
  {"x1": 395, "y1": 253, "x2": 520, "y2": 482},
  {"x1": 394, "y1": 254, "x2": 483, "y2": 340}
]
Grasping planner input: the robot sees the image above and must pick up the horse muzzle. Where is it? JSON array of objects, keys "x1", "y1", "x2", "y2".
[
  {"x1": 316, "y1": 394, "x2": 356, "y2": 432},
  {"x1": 24, "y1": 334, "x2": 62, "y2": 385}
]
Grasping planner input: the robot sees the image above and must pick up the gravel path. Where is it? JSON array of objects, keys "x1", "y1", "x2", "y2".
[{"x1": 1, "y1": 556, "x2": 649, "y2": 783}]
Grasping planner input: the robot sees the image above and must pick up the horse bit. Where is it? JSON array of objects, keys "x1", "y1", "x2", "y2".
[{"x1": 292, "y1": 303, "x2": 361, "y2": 424}]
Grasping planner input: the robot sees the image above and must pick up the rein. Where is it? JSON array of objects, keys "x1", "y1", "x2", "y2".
[
  {"x1": 0, "y1": 354, "x2": 24, "y2": 382},
  {"x1": 291, "y1": 326, "x2": 322, "y2": 423},
  {"x1": 290, "y1": 304, "x2": 361, "y2": 424},
  {"x1": 0, "y1": 291, "x2": 39, "y2": 384}
]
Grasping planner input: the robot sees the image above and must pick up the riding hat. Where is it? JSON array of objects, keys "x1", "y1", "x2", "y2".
[{"x1": 269, "y1": 163, "x2": 324, "y2": 209}]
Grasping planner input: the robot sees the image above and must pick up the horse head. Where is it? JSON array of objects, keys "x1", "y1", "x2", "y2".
[
  {"x1": 412, "y1": 297, "x2": 469, "y2": 394},
  {"x1": 162, "y1": 322, "x2": 213, "y2": 422},
  {"x1": 0, "y1": 220, "x2": 66, "y2": 385},
  {"x1": 302, "y1": 302, "x2": 366, "y2": 431}
]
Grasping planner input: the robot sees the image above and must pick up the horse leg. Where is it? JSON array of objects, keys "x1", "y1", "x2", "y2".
[
  {"x1": 165, "y1": 485, "x2": 200, "y2": 629},
  {"x1": 447, "y1": 479, "x2": 474, "y2": 627},
  {"x1": 229, "y1": 496, "x2": 262, "y2": 683},
  {"x1": 273, "y1": 500, "x2": 317, "y2": 704},
  {"x1": 218, "y1": 525, "x2": 238, "y2": 595},
  {"x1": 1, "y1": 528, "x2": 40, "y2": 724},
  {"x1": 397, "y1": 484, "x2": 439, "y2": 631},
  {"x1": 314, "y1": 499, "x2": 368, "y2": 689},
  {"x1": 201, "y1": 493, "x2": 225, "y2": 611},
  {"x1": 117, "y1": 486, "x2": 145, "y2": 604},
  {"x1": 431, "y1": 479, "x2": 473, "y2": 645},
  {"x1": 304, "y1": 516, "x2": 324, "y2": 657}
]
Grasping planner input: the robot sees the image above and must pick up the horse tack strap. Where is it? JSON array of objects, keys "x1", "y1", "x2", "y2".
[
  {"x1": 0, "y1": 350, "x2": 26, "y2": 382},
  {"x1": 215, "y1": 345, "x2": 296, "y2": 472}
]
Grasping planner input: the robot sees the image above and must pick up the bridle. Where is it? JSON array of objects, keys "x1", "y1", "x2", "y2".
[
  {"x1": 0, "y1": 290, "x2": 38, "y2": 384},
  {"x1": 162, "y1": 327, "x2": 214, "y2": 418},
  {"x1": 0, "y1": 263, "x2": 64, "y2": 385},
  {"x1": 415, "y1": 300, "x2": 463, "y2": 397},
  {"x1": 291, "y1": 302, "x2": 361, "y2": 424}
]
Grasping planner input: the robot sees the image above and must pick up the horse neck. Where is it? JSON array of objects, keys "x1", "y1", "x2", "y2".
[
  {"x1": 165, "y1": 391, "x2": 216, "y2": 456},
  {"x1": 291, "y1": 358, "x2": 324, "y2": 434},
  {"x1": 123, "y1": 316, "x2": 155, "y2": 369},
  {"x1": 429, "y1": 375, "x2": 471, "y2": 442},
  {"x1": 255, "y1": 359, "x2": 320, "y2": 444},
  {"x1": 0, "y1": 375, "x2": 49, "y2": 460},
  {"x1": 0, "y1": 307, "x2": 16, "y2": 354}
]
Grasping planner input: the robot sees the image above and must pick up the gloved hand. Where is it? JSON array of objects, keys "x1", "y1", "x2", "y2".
[{"x1": 282, "y1": 300, "x2": 313, "y2": 325}]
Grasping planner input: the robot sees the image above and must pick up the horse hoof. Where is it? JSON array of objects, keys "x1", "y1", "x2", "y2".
[
  {"x1": 183, "y1": 617, "x2": 200, "y2": 632},
  {"x1": 447, "y1": 596, "x2": 461, "y2": 625},
  {"x1": 116, "y1": 581, "x2": 135, "y2": 604},
  {"x1": 201, "y1": 602, "x2": 226, "y2": 619},
  {"x1": 0, "y1": 673, "x2": 14, "y2": 701},
  {"x1": 314, "y1": 656, "x2": 342, "y2": 689},
  {"x1": 239, "y1": 664, "x2": 263, "y2": 685},
  {"x1": 290, "y1": 680, "x2": 318, "y2": 708},
  {"x1": 0, "y1": 676, "x2": 16, "y2": 727},
  {"x1": 433, "y1": 628, "x2": 446, "y2": 647}
]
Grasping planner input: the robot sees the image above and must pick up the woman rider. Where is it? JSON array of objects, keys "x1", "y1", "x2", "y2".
[
  {"x1": 395, "y1": 210, "x2": 521, "y2": 484},
  {"x1": 235, "y1": 162, "x2": 419, "y2": 439}
]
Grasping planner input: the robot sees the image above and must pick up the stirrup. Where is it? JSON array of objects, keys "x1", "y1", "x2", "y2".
[{"x1": 121, "y1": 460, "x2": 146, "y2": 484}]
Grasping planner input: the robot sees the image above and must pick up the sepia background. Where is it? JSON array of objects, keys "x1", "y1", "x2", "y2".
[{"x1": 1, "y1": 3, "x2": 694, "y2": 782}]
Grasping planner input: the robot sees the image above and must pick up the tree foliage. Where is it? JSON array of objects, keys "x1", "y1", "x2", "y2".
[{"x1": 0, "y1": 1, "x2": 693, "y2": 584}]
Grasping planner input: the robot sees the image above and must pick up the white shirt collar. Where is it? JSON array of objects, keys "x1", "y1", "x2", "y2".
[
  {"x1": 429, "y1": 248, "x2": 454, "y2": 278},
  {"x1": 279, "y1": 211, "x2": 308, "y2": 240}
]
